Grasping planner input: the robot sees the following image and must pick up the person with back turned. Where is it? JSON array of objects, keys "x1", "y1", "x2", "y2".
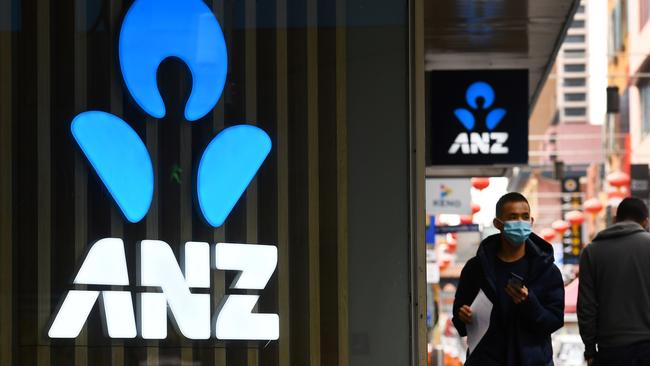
[
  {"x1": 452, "y1": 192, "x2": 565, "y2": 365},
  {"x1": 578, "y1": 197, "x2": 650, "y2": 365}
]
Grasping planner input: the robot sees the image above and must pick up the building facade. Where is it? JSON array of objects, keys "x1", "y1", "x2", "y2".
[{"x1": 556, "y1": 1, "x2": 590, "y2": 124}]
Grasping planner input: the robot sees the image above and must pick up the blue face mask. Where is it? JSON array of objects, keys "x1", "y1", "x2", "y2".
[{"x1": 501, "y1": 220, "x2": 532, "y2": 246}]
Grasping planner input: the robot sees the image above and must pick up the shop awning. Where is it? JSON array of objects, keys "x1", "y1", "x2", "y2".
[{"x1": 424, "y1": 0, "x2": 579, "y2": 107}]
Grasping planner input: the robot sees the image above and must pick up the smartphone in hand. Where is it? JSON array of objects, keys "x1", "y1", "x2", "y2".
[{"x1": 508, "y1": 272, "x2": 524, "y2": 289}]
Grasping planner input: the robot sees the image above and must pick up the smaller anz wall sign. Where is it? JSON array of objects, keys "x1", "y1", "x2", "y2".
[
  {"x1": 48, "y1": 0, "x2": 278, "y2": 341},
  {"x1": 428, "y1": 70, "x2": 529, "y2": 165}
]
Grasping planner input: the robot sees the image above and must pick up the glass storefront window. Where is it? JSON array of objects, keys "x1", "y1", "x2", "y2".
[{"x1": 0, "y1": 1, "x2": 422, "y2": 365}]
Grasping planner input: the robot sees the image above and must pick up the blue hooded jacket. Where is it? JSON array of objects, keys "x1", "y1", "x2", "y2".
[{"x1": 452, "y1": 233, "x2": 565, "y2": 366}]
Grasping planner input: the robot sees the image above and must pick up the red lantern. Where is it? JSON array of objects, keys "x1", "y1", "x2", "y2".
[
  {"x1": 607, "y1": 189, "x2": 627, "y2": 200},
  {"x1": 565, "y1": 210, "x2": 585, "y2": 226},
  {"x1": 446, "y1": 239, "x2": 457, "y2": 253},
  {"x1": 446, "y1": 233, "x2": 457, "y2": 245},
  {"x1": 552, "y1": 220, "x2": 570, "y2": 235},
  {"x1": 583, "y1": 198, "x2": 603, "y2": 215},
  {"x1": 471, "y1": 177, "x2": 490, "y2": 191},
  {"x1": 607, "y1": 171, "x2": 630, "y2": 188},
  {"x1": 541, "y1": 228, "x2": 557, "y2": 241},
  {"x1": 439, "y1": 252, "x2": 452, "y2": 270},
  {"x1": 471, "y1": 203, "x2": 481, "y2": 215},
  {"x1": 459, "y1": 215, "x2": 474, "y2": 225}
]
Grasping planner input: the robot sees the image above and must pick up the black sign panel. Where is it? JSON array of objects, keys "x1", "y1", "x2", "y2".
[
  {"x1": 631, "y1": 164, "x2": 649, "y2": 209},
  {"x1": 428, "y1": 70, "x2": 529, "y2": 165},
  {"x1": 562, "y1": 177, "x2": 582, "y2": 264}
]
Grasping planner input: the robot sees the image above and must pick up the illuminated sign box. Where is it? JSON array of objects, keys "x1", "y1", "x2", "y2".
[
  {"x1": 428, "y1": 70, "x2": 529, "y2": 166},
  {"x1": 49, "y1": 0, "x2": 278, "y2": 342}
]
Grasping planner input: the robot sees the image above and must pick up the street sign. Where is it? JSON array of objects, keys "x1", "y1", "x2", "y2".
[
  {"x1": 435, "y1": 224, "x2": 479, "y2": 234},
  {"x1": 562, "y1": 177, "x2": 582, "y2": 264},
  {"x1": 631, "y1": 164, "x2": 649, "y2": 209},
  {"x1": 428, "y1": 70, "x2": 529, "y2": 165}
]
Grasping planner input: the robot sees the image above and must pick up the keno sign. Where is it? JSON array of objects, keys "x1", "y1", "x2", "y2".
[
  {"x1": 428, "y1": 70, "x2": 529, "y2": 166},
  {"x1": 425, "y1": 178, "x2": 472, "y2": 215}
]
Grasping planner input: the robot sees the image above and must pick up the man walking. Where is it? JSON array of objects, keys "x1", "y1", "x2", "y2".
[
  {"x1": 453, "y1": 192, "x2": 565, "y2": 366},
  {"x1": 578, "y1": 197, "x2": 650, "y2": 365}
]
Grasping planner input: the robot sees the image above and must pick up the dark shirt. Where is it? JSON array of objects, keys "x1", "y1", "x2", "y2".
[
  {"x1": 495, "y1": 255, "x2": 529, "y2": 318},
  {"x1": 489, "y1": 255, "x2": 530, "y2": 363}
]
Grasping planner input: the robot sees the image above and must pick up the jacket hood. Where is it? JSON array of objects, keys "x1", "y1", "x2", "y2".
[
  {"x1": 593, "y1": 221, "x2": 646, "y2": 241},
  {"x1": 476, "y1": 232, "x2": 555, "y2": 292}
]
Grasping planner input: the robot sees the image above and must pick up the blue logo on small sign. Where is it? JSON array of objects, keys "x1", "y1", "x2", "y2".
[
  {"x1": 71, "y1": 0, "x2": 271, "y2": 227},
  {"x1": 453, "y1": 82, "x2": 507, "y2": 132},
  {"x1": 447, "y1": 80, "x2": 510, "y2": 156}
]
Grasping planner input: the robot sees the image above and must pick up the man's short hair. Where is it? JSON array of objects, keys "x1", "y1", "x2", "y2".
[
  {"x1": 495, "y1": 192, "x2": 529, "y2": 218},
  {"x1": 616, "y1": 197, "x2": 649, "y2": 223}
]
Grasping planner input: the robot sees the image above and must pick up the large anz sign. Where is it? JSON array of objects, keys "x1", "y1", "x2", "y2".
[{"x1": 48, "y1": 0, "x2": 278, "y2": 341}]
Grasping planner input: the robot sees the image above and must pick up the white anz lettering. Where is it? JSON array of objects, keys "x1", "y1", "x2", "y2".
[
  {"x1": 214, "y1": 243, "x2": 279, "y2": 340},
  {"x1": 448, "y1": 133, "x2": 470, "y2": 154},
  {"x1": 138, "y1": 240, "x2": 211, "y2": 339},
  {"x1": 48, "y1": 238, "x2": 136, "y2": 339},
  {"x1": 469, "y1": 132, "x2": 490, "y2": 154},
  {"x1": 48, "y1": 238, "x2": 279, "y2": 341},
  {"x1": 490, "y1": 132, "x2": 509, "y2": 154},
  {"x1": 448, "y1": 132, "x2": 509, "y2": 155}
]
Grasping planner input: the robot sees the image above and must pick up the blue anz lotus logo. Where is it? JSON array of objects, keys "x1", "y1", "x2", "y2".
[
  {"x1": 453, "y1": 81, "x2": 507, "y2": 131},
  {"x1": 448, "y1": 81, "x2": 509, "y2": 155},
  {"x1": 71, "y1": 0, "x2": 271, "y2": 227}
]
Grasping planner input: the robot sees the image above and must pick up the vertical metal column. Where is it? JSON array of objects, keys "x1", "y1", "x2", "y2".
[
  {"x1": 74, "y1": 1, "x2": 89, "y2": 364},
  {"x1": 0, "y1": 1, "x2": 13, "y2": 364},
  {"x1": 409, "y1": 0, "x2": 427, "y2": 364},
  {"x1": 37, "y1": 0, "x2": 52, "y2": 364}
]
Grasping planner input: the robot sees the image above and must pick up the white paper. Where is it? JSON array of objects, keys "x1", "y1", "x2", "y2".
[
  {"x1": 466, "y1": 289, "x2": 493, "y2": 354},
  {"x1": 426, "y1": 262, "x2": 440, "y2": 284}
]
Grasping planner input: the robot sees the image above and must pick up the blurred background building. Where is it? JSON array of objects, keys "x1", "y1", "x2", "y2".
[{"x1": 426, "y1": 0, "x2": 650, "y2": 365}]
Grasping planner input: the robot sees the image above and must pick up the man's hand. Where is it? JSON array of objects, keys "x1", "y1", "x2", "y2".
[
  {"x1": 458, "y1": 305, "x2": 472, "y2": 324},
  {"x1": 505, "y1": 284, "x2": 529, "y2": 304}
]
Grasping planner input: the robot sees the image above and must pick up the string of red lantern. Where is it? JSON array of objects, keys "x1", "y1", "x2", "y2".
[
  {"x1": 583, "y1": 198, "x2": 603, "y2": 215},
  {"x1": 471, "y1": 177, "x2": 490, "y2": 191},
  {"x1": 607, "y1": 171, "x2": 630, "y2": 188},
  {"x1": 565, "y1": 210, "x2": 585, "y2": 226},
  {"x1": 541, "y1": 228, "x2": 557, "y2": 241},
  {"x1": 552, "y1": 220, "x2": 570, "y2": 236},
  {"x1": 459, "y1": 215, "x2": 474, "y2": 225}
]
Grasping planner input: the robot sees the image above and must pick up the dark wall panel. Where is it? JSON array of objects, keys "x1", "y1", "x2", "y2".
[
  {"x1": 1, "y1": 0, "x2": 419, "y2": 366},
  {"x1": 347, "y1": 19, "x2": 413, "y2": 366}
]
